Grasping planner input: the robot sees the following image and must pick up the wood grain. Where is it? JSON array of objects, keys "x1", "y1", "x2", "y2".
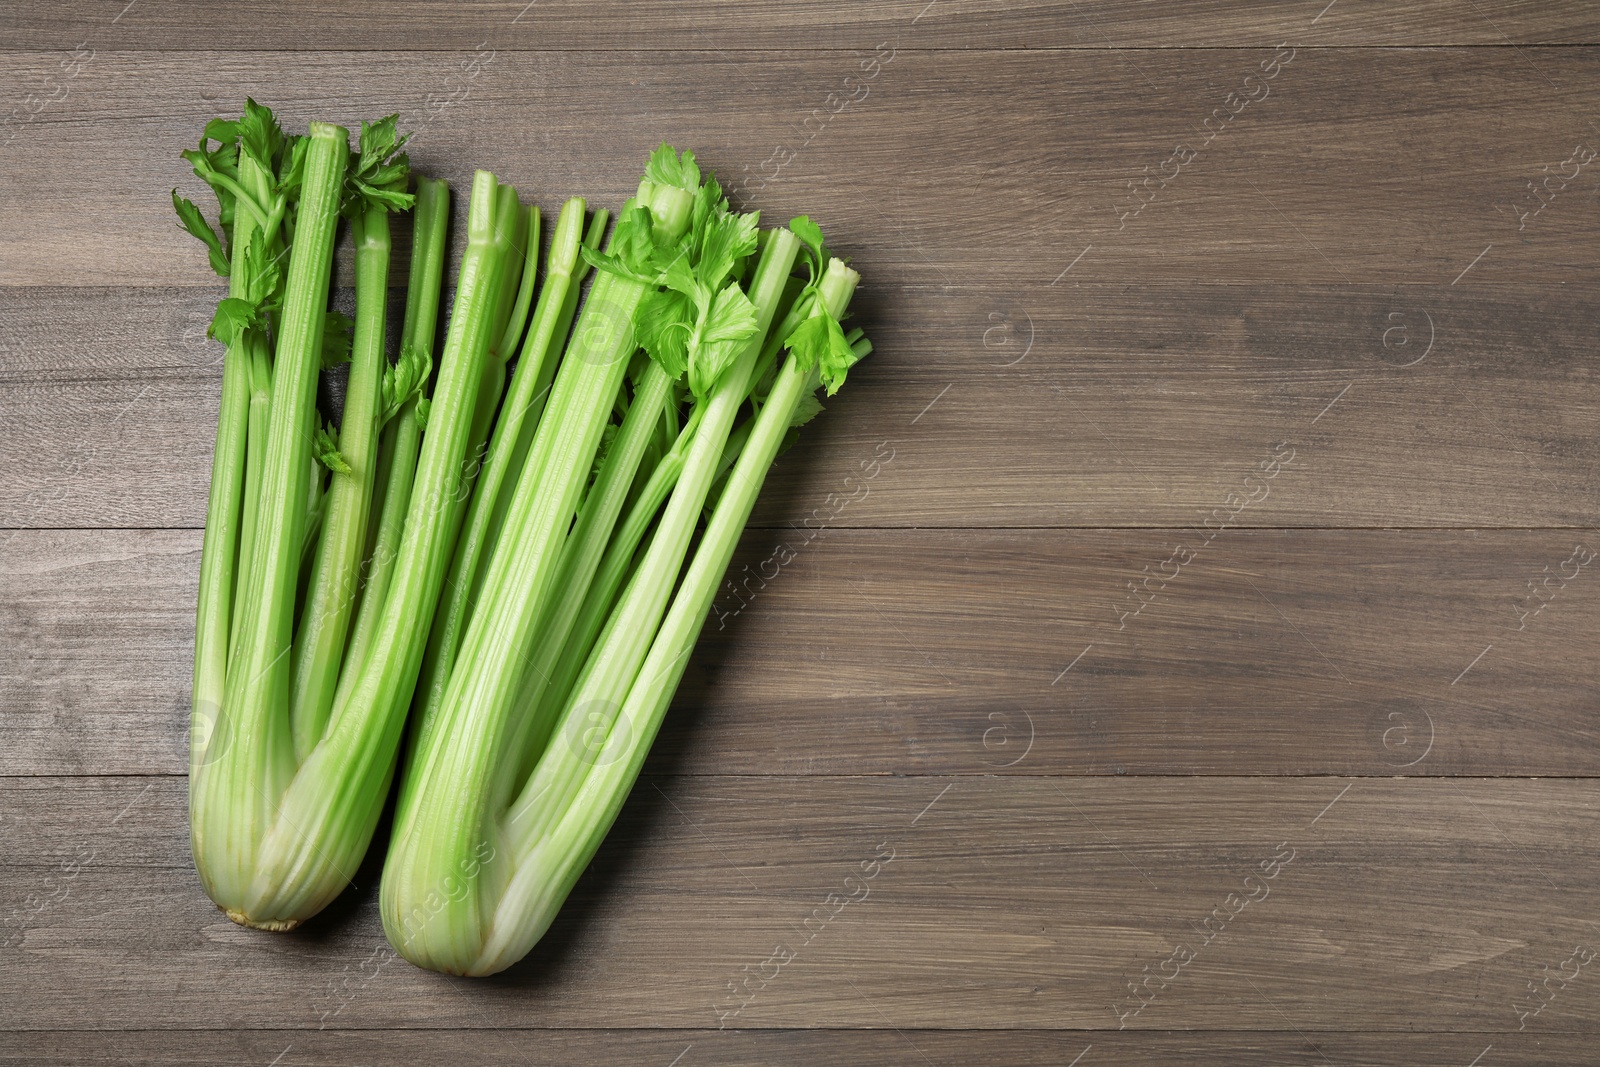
[
  {"x1": 3, "y1": 0, "x2": 1595, "y2": 51},
  {"x1": 0, "y1": 1030, "x2": 1577, "y2": 1067},
  {"x1": 3, "y1": 775, "x2": 1596, "y2": 1034},
  {"x1": 7, "y1": 527, "x2": 1600, "y2": 777},
  {"x1": 5, "y1": 283, "x2": 1598, "y2": 529},
  {"x1": 0, "y1": 1030, "x2": 1583, "y2": 1066},
  {"x1": 2, "y1": 49, "x2": 1597, "y2": 292}
]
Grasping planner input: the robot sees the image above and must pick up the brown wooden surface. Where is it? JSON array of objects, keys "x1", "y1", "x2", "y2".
[
  {"x1": 5, "y1": 776, "x2": 1600, "y2": 1034},
  {"x1": 8, "y1": 527, "x2": 1600, "y2": 777},
  {"x1": 4, "y1": 0, "x2": 1598, "y2": 49},
  {"x1": 4, "y1": 3, "x2": 1600, "y2": 1062}
]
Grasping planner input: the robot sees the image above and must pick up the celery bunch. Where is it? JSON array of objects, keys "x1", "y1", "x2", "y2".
[
  {"x1": 179, "y1": 117, "x2": 869, "y2": 970},
  {"x1": 381, "y1": 147, "x2": 868, "y2": 975}
]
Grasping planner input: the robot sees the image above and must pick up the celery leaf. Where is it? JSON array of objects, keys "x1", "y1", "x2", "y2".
[
  {"x1": 314, "y1": 423, "x2": 353, "y2": 475},
  {"x1": 645, "y1": 143, "x2": 701, "y2": 194},
  {"x1": 381, "y1": 343, "x2": 433, "y2": 426},
  {"x1": 636, "y1": 289, "x2": 694, "y2": 380},
  {"x1": 790, "y1": 390, "x2": 824, "y2": 428},
  {"x1": 320, "y1": 311, "x2": 354, "y2": 368},
  {"x1": 344, "y1": 114, "x2": 414, "y2": 215},
  {"x1": 236, "y1": 98, "x2": 287, "y2": 175},
  {"x1": 173, "y1": 190, "x2": 231, "y2": 276},
  {"x1": 208, "y1": 298, "x2": 260, "y2": 346},
  {"x1": 784, "y1": 309, "x2": 858, "y2": 396},
  {"x1": 696, "y1": 209, "x2": 760, "y2": 291},
  {"x1": 583, "y1": 205, "x2": 661, "y2": 282},
  {"x1": 687, "y1": 283, "x2": 758, "y2": 397}
]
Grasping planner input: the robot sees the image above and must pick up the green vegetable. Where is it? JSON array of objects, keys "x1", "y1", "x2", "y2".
[
  {"x1": 180, "y1": 107, "x2": 548, "y2": 929},
  {"x1": 380, "y1": 146, "x2": 869, "y2": 976},
  {"x1": 190, "y1": 119, "x2": 352, "y2": 924},
  {"x1": 235, "y1": 171, "x2": 514, "y2": 927},
  {"x1": 331, "y1": 177, "x2": 448, "y2": 718},
  {"x1": 478, "y1": 255, "x2": 859, "y2": 977},
  {"x1": 382, "y1": 159, "x2": 700, "y2": 967},
  {"x1": 411, "y1": 197, "x2": 591, "y2": 754},
  {"x1": 187, "y1": 100, "x2": 298, "y2": 784},
  {"x1": 178, "y1": 116, "x2": 873, "y2": 956},
  {"x1": 288, "y1": 177, "x2": 402, "y2": 762}
]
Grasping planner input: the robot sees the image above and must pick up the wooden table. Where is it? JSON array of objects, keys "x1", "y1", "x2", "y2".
[{"x1": 4, "y1": 3, "x2": 1600, "y2": 1062}]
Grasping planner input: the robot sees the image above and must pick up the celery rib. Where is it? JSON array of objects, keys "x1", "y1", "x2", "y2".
[
  {"x1": 381, "y1": 185, "x2": 697, "y2": 974},
  {"x1": 288, "y1": 205, "x2": 391, "y2": 762},
  {"x1": 191, "y1": 122, "x2": 351, "y2": 923},
  {"x1": 331, "y1": 177, "x2": 450, "y2": 717},
  {"x1": 476, "y1": 258, "x2": 858, "y2": 975},
  {"x1": 242, "y1": 172, "x2": 508, "y2": 925}
]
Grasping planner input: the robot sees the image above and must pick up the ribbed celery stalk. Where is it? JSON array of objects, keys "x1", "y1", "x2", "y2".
[
  {"x1": 503, "y1": 230, "x2": 802, "y2": 853},
  {"x1": 384, "y1": 223, "x2": 800, "y2": 975},
  {"x1": 473, "y1": 258, "x2": 859, "y2": 975},
  {"x1": 288, "y1": 204, "x2": 392, "y2": 761},
  {"x1": 190, "y1": 122, "x2": 350, "y2": 922},
  {"x1": 474, "y1": 209, "x2": 609, "y2": 580},
  {"x1": 422, "y1": 185, "x2": 529, "y2": 628},
  {"x1": 505, "y1": 395, "x2": 692, "y2": 793},
  {"x1": 483, "y1": 356, "x2": 678, "y2": 815},
  {"x1": 191, "y1": 138, "x2": 278, "y2": 775},
  {"x1": 467, "y1": 185, "x2": 531, "y2": 451},
  {"x1": 237, "y1": 172, "x2": 510, "y2": 926},
  {"x1": 508, "y1": 262, "x2": 831, "y2": 787},
  {"x1": 382, "y1": 177, "x2": 697, "y2": 972},
  {"x1": 332, "y1": 177, "x2": 450, "y2": 716},
  {"x1": 411, "y1": 198, "x2": 586, "y2": 755},
  {"x1": 227, "y1": 339, "x2": 272, "y2": 664}
]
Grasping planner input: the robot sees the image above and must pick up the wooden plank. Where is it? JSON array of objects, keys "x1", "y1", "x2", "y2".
[
  {"x1": 1, "y1": 49, "x2": 1597, "y2": 292},
  {"x1": 3, "y1": 774, "x2": 1598, "y2": 1033},
  {"x1": 4, "y1": 283, "x2": 1598, "y2": 530},
  {"x1": 8, "y1": 527, "x2": 1600, "y2": 777},
  {"x1": 2, "y1": 0, "x2": 1594, "y2": 51},
  {"x1": 0, "y1": 530, "x2": 194, "y2": 776},
  {"x1": 0, "y1": 1030, "x2": 1581, "y2": 1066}
]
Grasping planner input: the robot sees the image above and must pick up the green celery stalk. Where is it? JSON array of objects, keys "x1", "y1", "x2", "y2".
[
  {"x1": 474, "y1": 209, "x2": 609, "y2": 578},
  {"x1": 475, "y1": 257, "x2": 859, "y2": 976},
  {"x1": 381, "y1": 176, "x2": 697, "y2": 974},
  {"x1": 287, "y1": 204, "x2": 392, "y2": 761},
  {"x1": 192, "y1": 133, "x2": 279, "y2": 773},
  {"x1": 384, "y1": 223, "x2": 800, "y2": 976},
  {"x1": 506, "y1": 408, "x2": 689, "y2": 784},
  {"x1": 502, "y1": 229, "x2": 800, "y2": 859},
  {"x1": 466, "y1": 186, "x2": 531, "y2": 453},
  {"x1": 331, "y1": 177, "x2": 450, "y2": 716},
  {"x1": 484, "y1": 356, "x2": 678, "y2": 815},
  {"x1": 191, "y1": 122, "x2": 350, "y2": 922},
  {"x1": 494, "y1": 202, "x2": 541, "y2": 360},
  {"x1": 226, "y1": 336, "x2": 272, "y2": 665},
  {"x1": 239, "y1": 171, "x2": 509, "y2": 926},
  {"x1": 410, "y1": 198, "x2": 586, "y2": 756},
  {"x1": 518, "y1": 277, "x2": 841, "y2": 754}
]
